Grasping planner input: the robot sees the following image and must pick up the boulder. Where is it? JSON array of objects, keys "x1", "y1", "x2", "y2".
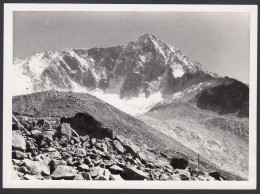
[
  {"x1": 170, "y1": 158, "x2": 188, "y2": 169},
  {"x1": 110, "y1": 174, "x2": 124, "y2": 181},
  {"x1": 72, "y1": 136, "x2": 81, "y2": 143},
  {"x1": 89, "y1": 167, "x2": 104, "y2": 178},
  {"x1": 51, "y1": 165, "x2": 78, "y2": 179},
  {"x1": 99, "y1": 169, "x2": 110, "y2": 180},
  {"x1": 109, "y1": 165, "x2": 124, "y2": 174},
  {"x1": 94, "y1": 149, "x2": 106, "y2": 157},
  {"x1": 80, "y1": 135, "x2": 89, "y2": 142},
  {"x1": 75, "y1": 148, "x2": 86, "y2": 157},
  {"x1": 136, "y1": 152, "x2": 148, "y2": 163},
  {"x1": 36, "y1": 119, "x2": 51, "y2": 130},
  {"x1": 209, "y1": 171, "x2": 226, "y2": 181},
  {"x1": 12, "y1": 150, "x2": 27, "y2": 160},
  {"x1": 73, "y1": 174, "x2": 84, "y2": 180},
  {"x1": 179, "y1": 174, "x2": 190, "y2": 180},
  {"x1": 23, "y1": 174, "x2": 38, "y2": 180},
  {"x1": 45, "y1": 147, "x2": 56, "y2": 152},
  {"x1": 159, "y1": 174, "x2": 170, "y2": 180},
  {"x1": 48, "y1": 151, "x2": 62, "y2": 160},
  {"x1": 23, "y1": 159, "x2": 50, "y2": 176},
  {"x1": 61, "y1": 152, "x2": 71, "y2": 160},
  {"x1": 12, "y1": 131, "x2": 26, "y2": 152},
  {"x1": 12, "y1": 159, "x2": 24, "y2": 166},
  {"x1": 82, "y1": 141, "x2": 91, "y2": 148},
  {"x1": 57, "y1": 123, "x2": 72, "y2": 141},
  {"x1": 41, "y1": 131, "x2": 55, "y2": 142},
  {"x1": 49, "y1": 159, "x2": 62, "y2": 174},
  {"x1": 39, "y1": 140, "x2": 47, "y2": 148},
  {"x1": 26, "y1": 141, "x2": 37, "y2": 152},
  {"x1": 84, "y1": 157, "x2": 92, "y2": 165},
  {"x1": 113, "y1": 140, "x2": 125, "y2": 154},
  {"x1": 31, "y1": 130, "x2": 42, "y2": 139},
  {"x1": 124, "y1": 167, "x2": 149, "y2": 180},
  {"x1": 34, "y1": 153, "x2": 52, "y2": 166},
  {"x1": 90, "y1": 138, "x2": 96, "y2": 145},
  {"x1": 77, "y1": 164, "x2": 89, "y2": 171},
  {"x1": 82, "y1": 172, "x2": 92, "y2": 180}
]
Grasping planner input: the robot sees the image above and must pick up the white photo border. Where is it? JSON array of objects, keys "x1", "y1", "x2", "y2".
[{"x1": 3, "y1": 3, "x2": 258, "y2": 189}]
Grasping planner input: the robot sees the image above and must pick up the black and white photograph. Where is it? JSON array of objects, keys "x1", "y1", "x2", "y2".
[{"x1": 3, "y1": 4, "x2": 257, "y2": 189}]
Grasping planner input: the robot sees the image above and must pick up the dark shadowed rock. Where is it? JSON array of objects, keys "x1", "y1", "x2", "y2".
[
  {"x1": 179, "y1": 174, "x2": 190, "y2": 180},
  {"x1": 12, "y1": 150, "x2": 27, "y2": 159},
  {"x1": 109, "y1": 165, "x2": 124, "y2": 174},
  {"x1": 84, "y1": 157, "x2": 92, "y2": 165},
  {"x1": 170, "y1": 158, "x2": 188, "y2": 169},
  {"x1": 61, "y1": 152, "x2": 71, "y2": 160},
  {"x1": 124, "y1": 167, "x2": 149, "y2": 180},
  {"x1": 109, "y1": 174, "x2": 124, "y2": 181},
  {"x1": 49, "y1": 159, "x2": 62, "y2": 174},
  {"x1": 209, "y1": 171, "x2": 226, "y2": 181},
  {"x1": 82, "y1": 172, "x2": 92, "y2": 180},
  {"x1": 196, "y1": 79, "x2": 249, "y2": 117},
  {"x1": 77, "y1": 164, "x2": 89, "y2": 171}
]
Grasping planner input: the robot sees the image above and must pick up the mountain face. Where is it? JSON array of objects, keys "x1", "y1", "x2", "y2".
[
  {"x1": 13, "y1": 33, "x2": 212, "y2": 99},
  {"x1": 14, "y1": 33, "x2": 249, "y2": 117},
  {"x1": 196, "y1": 79, "x2": 249, "y2": 117}
]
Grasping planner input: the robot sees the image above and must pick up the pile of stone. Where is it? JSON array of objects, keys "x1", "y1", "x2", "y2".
[{"x1": 11, "y1": 114, "x2": 225, "y2": 181}]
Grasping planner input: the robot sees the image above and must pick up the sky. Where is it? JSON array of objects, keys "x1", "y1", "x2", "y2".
[{"x1": 13, "y1": 11, "x2": 250, "y2": 83}]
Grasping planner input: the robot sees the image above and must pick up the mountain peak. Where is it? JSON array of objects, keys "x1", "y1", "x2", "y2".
[
  {"x1": 140, "y1": 32, "x2": 158, "y2": 38},
  {"x1": 135, "y1": 32, "x2": 160, "y2": 42}
]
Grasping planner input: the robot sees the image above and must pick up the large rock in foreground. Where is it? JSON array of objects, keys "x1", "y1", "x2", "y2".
[
  {"x1": 51, "y1": 165, "x2": 78, "y2": 179},
  {"x1": 12, "y1": 131, "x2": 26, "y2": 152},
  {"x1": 170, "y1": 158, "x2": 188, "y2": 170},
  {"x1": 124, "y1": 167, "x2": 149, "y2": 180}
]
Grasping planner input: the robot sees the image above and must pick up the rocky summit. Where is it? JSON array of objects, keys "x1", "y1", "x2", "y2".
[{"x1": 13, "y1": 33, "x2": 211, "y2": 99}]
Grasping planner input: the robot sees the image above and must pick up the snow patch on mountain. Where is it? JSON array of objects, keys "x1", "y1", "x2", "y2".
[
  {"x1": 68, "y1": 80, "x2": 163, "y2": 116},
  {"x1": 172, "y1": 69, "x2": 185, "y2": 78},
  {"x1": 91, "y1": 90, "x2": 163, "y2": 116},
  {"x1": 13, "y1": 62, "x2": 34, "y2": 95}
]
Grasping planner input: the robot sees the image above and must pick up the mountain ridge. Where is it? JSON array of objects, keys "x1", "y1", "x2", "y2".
[{"x1": 13, "y1": 33, "x2": 213, "y2": 98}]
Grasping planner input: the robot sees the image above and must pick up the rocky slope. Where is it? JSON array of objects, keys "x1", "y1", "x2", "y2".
[
  {"x1": 12, "y1": 91, "x2": 241, "y2": 181},
  {"x1": 137, "y1": 78, "x2": 249, "y2": 179}
]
